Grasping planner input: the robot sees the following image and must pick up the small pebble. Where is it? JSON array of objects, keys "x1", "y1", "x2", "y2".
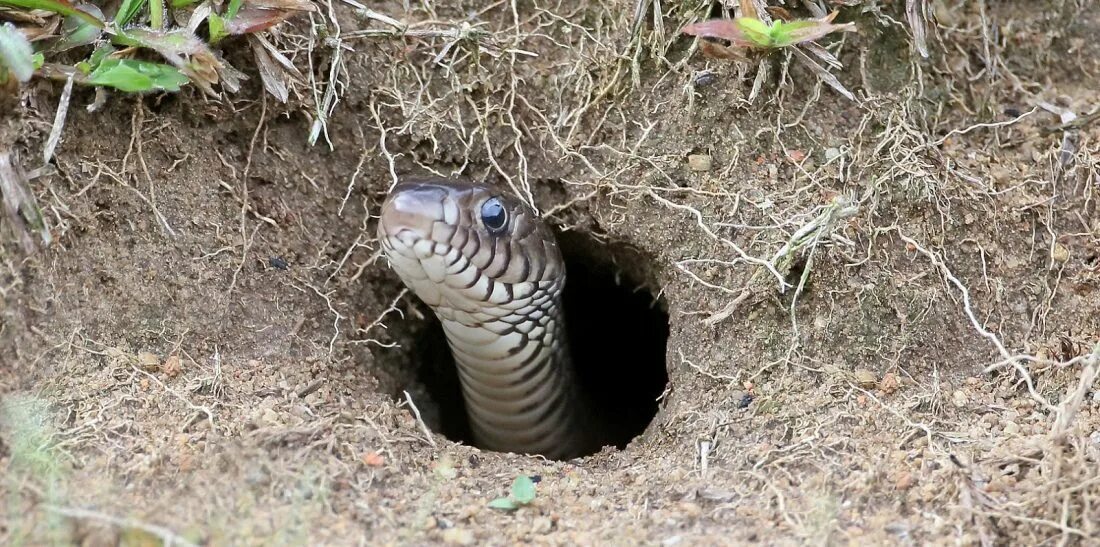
[
  {"x1": 1052, "y1": 243, "x2": 1070, "y2": 263},
  {"x1": 442, "y1": 528, "x2": 475, "y2": 545},
  {"x1": 679, "y1": 502, "x2": 702, "y2": 518},
  {"x1": 952, "y1": 390, "x2": 968, "y2": 408},
  {"x1": 531, "y1": 517, "x2": 553, "y2": 534},
  {"x1": 137, "y1": 352, "x2": 160, "y2": 372},
  {"x1": 853, "y1": 369, "x2": 877, "y2": 389},
  {"x1": 895, "y1": 471, "x2": 914, "y2": 490},
  {"x1": 687, "y1": 154, "x2": 713, "y2": 172},
  {"x1": 693, "y1": 70, "x2": 717, "y2": 87},
  {"x1": 261, "y1": 408, "x2": 281, "y2": 426}
]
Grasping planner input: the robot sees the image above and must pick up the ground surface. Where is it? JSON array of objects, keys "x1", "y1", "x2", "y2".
[{"x1": 3, "y1": 0, "x2": 1100, "y2": 545}]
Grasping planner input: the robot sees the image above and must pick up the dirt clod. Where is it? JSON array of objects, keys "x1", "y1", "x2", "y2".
[
  {"x1": 878, "y1": 373, "x2": 900, "y2": 394},
  {"x1": 162, "y1": 355, "x2": 182, "y2": 377}
]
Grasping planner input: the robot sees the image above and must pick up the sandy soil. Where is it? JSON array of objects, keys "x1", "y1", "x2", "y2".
[{"x1": 3, "y1": 1, "x2": 1100, "y2": 545}]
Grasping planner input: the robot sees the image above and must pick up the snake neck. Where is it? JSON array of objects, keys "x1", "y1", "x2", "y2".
[{"x1": 439, "y1": 296, "x2": 596, "y2": 460}]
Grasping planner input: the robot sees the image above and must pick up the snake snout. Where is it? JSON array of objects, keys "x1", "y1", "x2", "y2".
[{"x1": 379, "y1": 184, "x2": 450, "y2": 246}]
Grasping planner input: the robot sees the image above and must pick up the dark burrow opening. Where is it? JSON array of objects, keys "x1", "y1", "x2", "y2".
[{"x1": 404, "y1": 230, "x2": 670, "y2": 458}]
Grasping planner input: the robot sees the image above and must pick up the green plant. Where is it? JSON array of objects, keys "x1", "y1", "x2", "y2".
[
  {"x1": 680, "y1": 0, "x2": 857, "y2": 100},
  {"x1": 487, "y1": 475, "x2": 537, "y2": 511},
  {"x1": 681, "y1": 1, "x2": 854, "y2": 58},
  {"x1": 0, "y1": 0, "x2": 314, "y2": 96}
]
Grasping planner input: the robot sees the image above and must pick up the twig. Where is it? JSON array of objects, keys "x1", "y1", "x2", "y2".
[
  {"x1": 0, "y1": 150, "x2": 47, "y2": 252},
  {"x1": 402, "y1": 391, "x2": 437, "y2": 448},
  {"x1": 131, "y1": 364, "x2": 215, "y2": 432},
  {"x1": 43, "y1": 505, "x2": 199, "y2": 547},
  {"x1": 43, "y1": 75, "x2": 75, "y2": 164},
  {"x1": 296, "y1": 378, "x2": 325, "y2": 399},
  {"x1": 349, "y1": 288, "x2": 406, "y2": 348},
  {"x1": 906, "y1": 0, "x2": 929, "y2": 58}
]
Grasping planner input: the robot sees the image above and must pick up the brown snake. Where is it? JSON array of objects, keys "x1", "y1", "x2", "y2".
[{"x1": 378, "y1": 178, "x2": 599, "y2": 459}]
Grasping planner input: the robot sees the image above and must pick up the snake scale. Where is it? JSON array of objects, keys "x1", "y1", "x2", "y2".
[{"x1": 378, "y1": 178, "x2": 601, "y2": 460}]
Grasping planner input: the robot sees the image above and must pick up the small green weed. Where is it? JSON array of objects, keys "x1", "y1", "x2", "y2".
[
  {"x1": 681, "y1": 1, "x2": 854, "y2": 59},
  {"x1": 488, "y1": 475, "x2": 537, "y2": 511},
  {"x1": 680, "y1": 0, "x2": 857, "y2": 100}
]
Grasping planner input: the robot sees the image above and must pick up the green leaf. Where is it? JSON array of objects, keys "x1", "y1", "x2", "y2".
[
  {"x1": 735, "y1": 17, "x2": 772, "y2": 47},
  {"x1": 86, "y1": 58, "x2": 188, "y2": 92},
  {"x1": 769, "y1": 20, "x2": 818, "y2": 48},
  {"x1": 119, "y1": 27, "x2": 223, "y2": 95},
  {"x1": 208, "y1": 13, "x2": 228, "y2": 43},
  {"x1": 0, "y1": 23, "x2": 34, "y2": 82},
  {"x1": 56, "y1": 4, "x2": 105, "y2": 51},
  {"x1": 225, "y1": 0, "x2": 243, "y2": 20},
  {"x1": 510, "y1": 475, "x2": 536, "y2": 505},
  {"x1": 777, "y1": 20, "x2": 818, "y2": 33},
  {"x1": 88, "y1": 44, "x2": 115, "y2": 67},
  {"x1": 76, "y1": 44, "x2": 116, "y2": 73},
  {"x1": 0, "y1": 0, "x2": 105, "y2": 29},
  {"x1": 114, "y1": 0, "x2": 148, "y2": 26},
  {"x1": 487, "y1": 497, "x2": 517, "y2": 511}
]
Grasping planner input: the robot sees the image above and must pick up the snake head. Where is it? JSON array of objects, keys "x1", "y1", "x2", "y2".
[{"x1": 378, "y1": 178, "x2": 565, "y2": 320}]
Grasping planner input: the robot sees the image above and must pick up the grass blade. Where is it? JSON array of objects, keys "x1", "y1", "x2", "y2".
[{"x1": 114, "y1": 0, "x2": 148, "y2": 26}]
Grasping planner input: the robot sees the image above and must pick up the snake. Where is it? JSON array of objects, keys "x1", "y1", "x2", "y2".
[{"x1": 378, "y1": 178, "x2": 599, "y2": 460}]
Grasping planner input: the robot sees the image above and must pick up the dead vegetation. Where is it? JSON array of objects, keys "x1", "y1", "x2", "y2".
[{"x1": 3, "y1": 0, "x2": 1100, "y2": 544}]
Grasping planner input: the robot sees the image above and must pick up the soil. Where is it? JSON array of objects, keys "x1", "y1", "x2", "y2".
[{"x1": 3, "y1": 1, "x2": 1100, "y2": 545}]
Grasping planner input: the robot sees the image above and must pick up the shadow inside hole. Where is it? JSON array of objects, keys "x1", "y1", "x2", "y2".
[{"x1": 407, "y1": 230, "x2": 670, "y2": 457}]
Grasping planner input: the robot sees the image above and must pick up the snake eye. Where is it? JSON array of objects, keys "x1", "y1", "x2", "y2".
[{"x1": 480, "y1": 197, "x2": 508, "y2": 233}]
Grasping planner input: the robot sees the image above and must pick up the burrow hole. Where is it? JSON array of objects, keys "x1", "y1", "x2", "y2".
[{"x1": 395, "y1": 229, "x2": 670, "y2": 459}]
